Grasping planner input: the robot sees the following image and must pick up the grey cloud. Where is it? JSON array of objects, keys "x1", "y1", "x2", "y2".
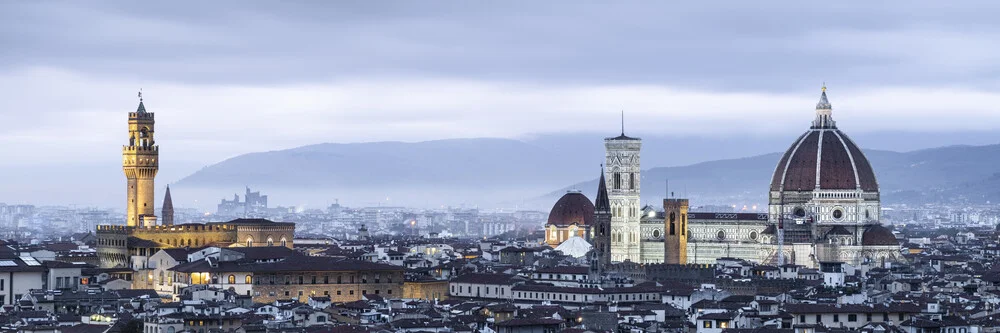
[{"x1": 5, "y1": 2, "x2": 1000, "y2": 90}]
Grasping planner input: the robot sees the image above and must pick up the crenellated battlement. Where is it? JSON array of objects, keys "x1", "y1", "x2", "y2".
[
  {"x1": 96, "y1": 224, "x2": 134, "y2": 233},
  {"x1": 128, "y1": 111, "x2": 154, "y2": 120},
  {"x1": 122, "y1": 145, "x2": 159, "y2": 152}
]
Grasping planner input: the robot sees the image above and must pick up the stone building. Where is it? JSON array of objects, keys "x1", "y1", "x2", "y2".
[
  {"x1": 122, "y1": 94, "x2": 159, "y2": 227},
  {"x1": 585, "y1": 87, "x2": 901, "y2": 268},
  {"x1": 97, "y1": 94, "x2": 296, "y2": 269},
  {"x1": 605, "y1": 130, "x2": 642, "y2": 262},
  {"x1": 170, "y1": 253, "x2": 403, "y2": 303},
  {"x1": 96, "y1": 219, "x2": 295, "y2": 268}
]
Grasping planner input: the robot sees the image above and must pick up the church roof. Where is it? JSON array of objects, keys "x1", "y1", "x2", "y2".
[
  {"x1": 769, "y1": 87, "x2": 878, "y2": 192},
  {"x1": 554, "y1": 236, "x2": 592, "y2": 258},
  {"x1": 595, "y1": 169, "x2": 610, "y2": 213},
  {"x1": 162, "y1": 185, "x2": 173, "y2": 210},
  {"x1": 862, "y1": 225, "x2": 898, "y2": 246},
  {"x1": 136, "y1": 101, "x2": 147, "y2": 114},
  {"x1": 547, "y1": 191, "x2": 595, "y2": 227}
]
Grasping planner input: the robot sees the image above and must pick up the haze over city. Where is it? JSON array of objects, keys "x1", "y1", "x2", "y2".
[{"x1": 6, "y1": 3, "x2": 1000, "y2": 333}]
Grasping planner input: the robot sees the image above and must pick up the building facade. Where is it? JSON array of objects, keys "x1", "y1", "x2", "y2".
[
  {"x1": 577, "y1": 88, "x2": 900, "y2": 268},
  {"x1": 605, "y1": 132, "x2": 642, "y2": 262},
  {"x1": 96, "y1": 219, "x2": 295, "y2": 268}
]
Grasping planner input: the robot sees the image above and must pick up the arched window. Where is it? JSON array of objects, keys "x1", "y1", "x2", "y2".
[
  {"x1": 228, "y1": 275, "x2": 236, "y2": 284},
  {"x1": 246, "y1": 238, "x2": 253, "y2": 247},
  {"x1": 246, "y1": 275, "x2": 253, "y2": 284},
  {"x1": 166, "y1": 327, "x2": 175, "y2": 333},
  {"x1": 266, "y1": 237, "x2": 274, "y2": 246},
  {"x1": 280, "y1": 238, "x2": 287, "y2": 247}
]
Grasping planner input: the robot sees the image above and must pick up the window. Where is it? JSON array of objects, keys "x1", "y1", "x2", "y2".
[
  {"x1": 245, "y1": 275, "x2": 252, "y2": 284},
  {"x1": 848, "y1": 314, "x2": 857, "y2": 322},
  {"x1": 349, "y1": 290, "x2": 354, "y2": 295},
  {"x1": 629, "y1": 173, "x2": 635, "y2": 189},
  {"x1": 866, "y1": 313, "x2": 872, "y2": 321},
  {"x1": 614, "y1": 173, "x2": 621, "y2": 190},
  {"x1": 284, "y1": 291, "x2": 290, "y2": 296},
  {"x1": 337, "y1": 290, "x2": 342, "y2": 295},
  {"x1": 800, "y1": 315, "x2": 806, "y2": 323},
  {"x1": 228, "y1": 275, "x2": 236, "y2": 284},
  {"x1": 703, "y1": 321, "x2": 712, "y2": 328},
  {"x1": 833, "y1": 314, "x2": 839, "y2": 322},
  {"x1": 816, "y1": 315, "x2": 821, "y2": 322},
  {"x1": 899, "y1": 313, "x2": 905, "y2": 321}
]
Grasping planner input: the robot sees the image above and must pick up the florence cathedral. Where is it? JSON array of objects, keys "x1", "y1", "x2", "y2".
[{"x1": 544, "y1": 87, "x2": 901, "y2": 268}]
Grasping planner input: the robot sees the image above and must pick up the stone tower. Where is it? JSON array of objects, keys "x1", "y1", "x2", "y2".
[
  {"x1": 162, "y1": 185, "x2": 174, "y2": 226},
  {"x1": 591, "y1": 166, "x2": 612, "y2": 271},
  {"x1": 663, "y1": 198, "x2": 689, "y2": 264},
  {"x1": 123, "y1": 93, "x2": 158, "y2": 227},
  {"x1": 605, "y1": 128, "x2": 641, "y2": 262}
]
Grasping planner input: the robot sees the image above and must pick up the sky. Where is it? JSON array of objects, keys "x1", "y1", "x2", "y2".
[{"x1": 3, "y1": 1, "x2": 1000, "y2": 207}]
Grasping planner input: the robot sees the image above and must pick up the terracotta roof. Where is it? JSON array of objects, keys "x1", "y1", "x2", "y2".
[
  {"x1": 770, "y1": 95, "x2": 878, "y2": 193},
  {"x1": 547, "y1": 191, "x2": 595, "y2": 227},
  {"x1": 862, "y1": 225, "x2": 898, "y2": 246}
]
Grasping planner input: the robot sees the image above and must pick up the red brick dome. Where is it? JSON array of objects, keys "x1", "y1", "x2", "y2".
[
  {"x1": 770, "y1": 89, "x2": 878, "y2": 193},
  {"x1": 862, "y1": 225, "x2": 898, "y2": 246},
  {"x1": 547, "y1": 191, "x2": 595, "y2": 227}
]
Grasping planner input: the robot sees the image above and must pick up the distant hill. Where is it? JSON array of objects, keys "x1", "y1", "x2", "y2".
[
  {"x1": 175, "y1": 138, "x2": 1000, "y2": 209},
  {"x1": 552, "y1": 144, "x2": 1000, "y2": 207},
  {"x1": 174, "y1": 138, "x2": 592, "y2": 208}
]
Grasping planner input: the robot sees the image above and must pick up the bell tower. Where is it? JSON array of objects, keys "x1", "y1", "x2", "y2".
[
  {"x1": 663, "y1": 198, "x2": 689, "y2": 264},
  {"x1": 123, "y1": 91, "x2": 159, "y2": 227}
]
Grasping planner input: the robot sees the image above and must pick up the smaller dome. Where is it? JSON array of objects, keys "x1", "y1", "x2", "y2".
[
  {"x1": 862, "y1": 225, "x2": 898, "y2": 246},
  {"x1": 554, "y1": 236, "x2": 593, "y2": 258},
  {"x1": 547, "y1": 191, "x2": 595, "y2": 226}
]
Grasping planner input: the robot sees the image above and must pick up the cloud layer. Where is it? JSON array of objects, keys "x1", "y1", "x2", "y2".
[{"x1": 2, "y1": 1, "x2": 1000, "y2": 206}]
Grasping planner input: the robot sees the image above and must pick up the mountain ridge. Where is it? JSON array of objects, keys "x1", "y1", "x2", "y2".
[{"x1": 175, "y1": 137, "x2": 1000, "y2": 209}]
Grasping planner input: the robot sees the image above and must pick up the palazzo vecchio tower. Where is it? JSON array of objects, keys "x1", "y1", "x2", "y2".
[{"x1": 123, "y1": 91, "x2": 158, "y2": 227}]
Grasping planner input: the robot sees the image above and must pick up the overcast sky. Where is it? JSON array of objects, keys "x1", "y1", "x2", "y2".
[{"x1": 3, "y1": 1, "x2": 1000, "y2": 205}]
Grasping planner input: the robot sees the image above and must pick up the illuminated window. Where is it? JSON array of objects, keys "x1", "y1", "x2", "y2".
[{"x1": 228, "y1": 275, "x2": 236, "y2": 284}]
